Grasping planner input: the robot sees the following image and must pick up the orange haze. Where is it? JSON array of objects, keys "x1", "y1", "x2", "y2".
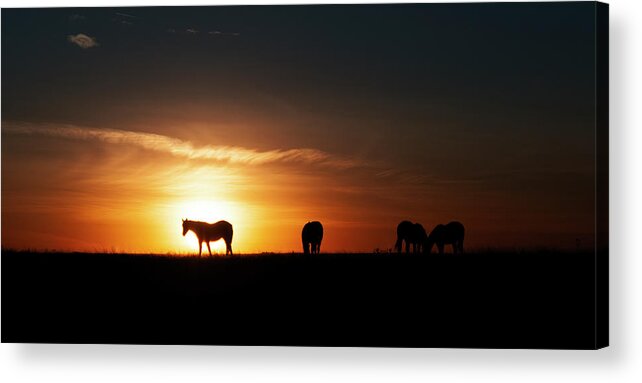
[{"x1": 2, "y1": 121, "x2": 595, "y2": 254}]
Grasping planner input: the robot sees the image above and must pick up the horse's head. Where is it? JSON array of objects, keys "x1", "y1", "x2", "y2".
[{"x1": 182, "y1": 219, "x2": 189, "y2": 236}]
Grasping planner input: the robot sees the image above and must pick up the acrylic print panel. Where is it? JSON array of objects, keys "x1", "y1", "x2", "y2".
[{"x1": 1, "y1": 2, "x2": 608, "y2": 349}]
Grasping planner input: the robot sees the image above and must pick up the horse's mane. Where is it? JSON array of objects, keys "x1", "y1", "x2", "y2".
[{"x1": 185, "y1": 219, "x2": 207, "y2": 224}]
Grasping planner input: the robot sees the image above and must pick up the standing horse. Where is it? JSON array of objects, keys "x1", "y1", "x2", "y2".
[
  {"x1": 425, "y1": 221, "x2": 465, "y2": 254},
  {"x1": 302, "y1": 221, "x2": 323, "y2": 254},
  {"x1": 182, "y1": 219, "x2": 233, "y2": 256}
]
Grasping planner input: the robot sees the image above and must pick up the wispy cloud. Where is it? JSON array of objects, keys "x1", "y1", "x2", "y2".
[
  {"x1": 3, "y1": 122, "x2": 358, "y2": 169},
  {"x1": 112, "y1": 12, "x2": 136, "y2": 26},
  {"x1": 115, "y1": 12, "x2": 136, "y2": 19},
  {"x1": 67, "y1": 33, "x2": 98, "y2": 49},
  {"x1": 375, "y1": 168, "x2": 484, "y2": 186},
  {"x1": 208, "y1": 30, "x2": 240, "y2": 36}
]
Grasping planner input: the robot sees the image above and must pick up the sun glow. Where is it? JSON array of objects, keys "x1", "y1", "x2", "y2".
[{"x1": 174, "y1": 199, "x2": 245, "y2": 255}]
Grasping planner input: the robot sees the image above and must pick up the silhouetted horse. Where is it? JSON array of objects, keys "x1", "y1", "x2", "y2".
[
  {"x1": 413, "y1": 223, "x2": 428, "y2": 253},
  {"x1": 395, "y1": 221, "x2": 427, "y2": 253},
  {"x1": 425, "y1": 221, "x2": 465, "y2": 254},
  {"x1": 182, "y1": 219, "x2": 233, "y2": 256},
  {"x1": 302, "y1": 221, "x2": 323, "y2": 254}
]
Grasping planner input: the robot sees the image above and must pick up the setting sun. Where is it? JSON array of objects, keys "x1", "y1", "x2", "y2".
[
  {"x1": 178, "y1": 200, "x2": 241, "y2": 225},
  {"x1": 176, "y1": 200, "x2": 244, "y2": 254}
]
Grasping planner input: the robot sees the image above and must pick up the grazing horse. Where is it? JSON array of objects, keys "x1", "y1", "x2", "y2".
[
  {"x1": 182, "y1": 219, "x2": 233, "y2": 256},
  {"x1": 412, "y1": 223, "x2": 428, "y2": 253},
  {"x1": 425, "y1": 221, "x2": 465, "y2": 254},
  {"x1": 395, "y1": 221, "x2": 427, "y2": 253},
  {"x1": 302, "y1": 221, "x2": 323, "y2": 254}
]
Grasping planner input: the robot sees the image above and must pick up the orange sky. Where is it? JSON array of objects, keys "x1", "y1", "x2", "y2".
[{"x1": 1, "y1": 120, "x2": 595, "y2": 253}]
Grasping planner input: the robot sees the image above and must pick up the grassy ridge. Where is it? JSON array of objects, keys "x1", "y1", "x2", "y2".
[{"x1": 1, "y1": 250, "x2": 599, "y2": 348}]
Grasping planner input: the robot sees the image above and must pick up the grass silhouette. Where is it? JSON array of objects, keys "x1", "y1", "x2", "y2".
[{"x1": 1, "y1": 249, "x2": 600, "y2": 348}]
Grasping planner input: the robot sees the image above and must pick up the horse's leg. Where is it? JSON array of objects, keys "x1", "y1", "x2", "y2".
[
  {"x1": 405, "y1": 240, "x2": 410, "y2": 254},
  {"x1": 198, "y1": 240, "x2": 203, "y2": 257},
  {"x1": 223, "y1": 238, "x2": 234, "y2": 255},
  {"x1": 438, "y1": 243, "x2": 444, "y2": 255},
  {"x1": 206, "y1": 242, "x2": 212, "y2": 257},
  {"x1": 459, "y1": 239, "x2": 464, "y2": 254},
  {"x1": 452, "y1": 243, "x2": 457, "y2": 254}
]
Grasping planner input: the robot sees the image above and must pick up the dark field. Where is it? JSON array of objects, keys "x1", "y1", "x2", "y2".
[{"x1": 1, "y1": 250, "x2": 606, "y2": 349}]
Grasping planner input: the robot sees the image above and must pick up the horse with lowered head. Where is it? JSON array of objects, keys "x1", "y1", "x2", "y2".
[
  {"x1": 395, "y1": 220, "x2": 428, "y2": 253},
  {"x1": 182, "y1": 219, "x2": 233, "y2": 256},
  {"x1": 425, "y1": 221, "x2": 465, "y2": 254}
]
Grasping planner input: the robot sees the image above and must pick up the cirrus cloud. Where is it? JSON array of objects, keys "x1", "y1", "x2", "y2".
[{"x1": 2, "y1": 121, "x2": 359, "y2": 169}]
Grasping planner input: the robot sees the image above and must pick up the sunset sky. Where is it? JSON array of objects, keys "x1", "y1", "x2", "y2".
[{"x1": 2, "y1": 4, "x2": 598, "y2": 253}]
